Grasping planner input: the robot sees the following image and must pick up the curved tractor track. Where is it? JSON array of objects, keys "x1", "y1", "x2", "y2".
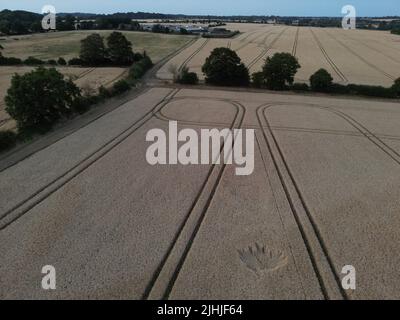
[
  {"x1": 0, "y1": 88, "x2": 180, "y2": 230},
  {"x1": 144, "y1": 98, "x2": 246, "y2": 300},
  {"x1": 257, "y1": 100, "x2": 400, "y2": 299}
]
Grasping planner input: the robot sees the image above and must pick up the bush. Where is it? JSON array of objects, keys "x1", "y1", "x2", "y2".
[
  {"x1": 24, "y1": 56, "x2": 45, "y2": 65},
  {"x1": 328, "y1": 83, "x2": 351, "y2": 94},
  {"x1": 202, "y1": 47, "x2": 249, "y2": 86},
  {"x1": 129, "y1": 63, "x2": 145, "y2": 80},
  {"x1": 327, "y1": 83, "x2": 395, "y2": 98},
  {"x1": 5, "y1": 67, "x2": 81, "y2": 135},
  {"x1": 133, "y1": 52, "x2": 144, "y2": 62},
  {"x1": 71, "y1": 96, "x2": 91, "y2": 114},
  {"x1": 68, "y1": 57, "x2": 83, "y2": 66},
  {"x1": 0, "y1": 56, "x2": 23, "y2": 65},
  {"x1": 0, "y1": 130, "x2": 17, "y2": 152},
  {"x1": 140, "y1": 55, "x2": 153, "y2": 70},
  {"x1": 346, "y1": 84, "x2": 395, "y2": 98},
  {"x1": 392, "y1": 78, "x2": 400, "y2": 97},
  {"x1": 112, "y1": 79, "x2": 131, "y2": 95},
  {"x1": 251, "y1": 71, "x2": 265, "y2": 88},
  {"x1": 178, "y1": 71, "x2": 199, "y2": 85},
  {"x1": 98, "y1": 85, "x2": 111, "y2": 99},
  {"x1": 57, "y1": 57, "x2": 67, "y2": 65},
  {"x1": 291, "y1": 82, "x2": 310, "y2": 91},
  {"x1": 310, "y1": 69, "x2": 333, "y2": 92},
  {"x1": 128, "y1": 56, "x2": 153, "y2": 81},
  {"x1": 175, "y1": 66, "x2": 199, "y2": 85},
  {"x1": 47, "y1": 59, "x2": 57, "y2": 65},
  {"x1": 262, "y1": 52, "x2": 300, "y2": 90}
]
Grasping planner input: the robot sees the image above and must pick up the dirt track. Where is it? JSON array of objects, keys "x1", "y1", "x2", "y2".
[{"x1": 1, "y1": 85, "x2": 400, "y2": 299}]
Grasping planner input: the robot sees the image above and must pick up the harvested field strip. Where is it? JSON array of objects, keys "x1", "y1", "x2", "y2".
[
  {"x1": 0, "y1": 88, "x2": 180, "y2": 230},
  {"x1": 324, "y1": 29, "x2": 396, "y2": 81},
  {"x1": 145, "y1": 99, "x2": 246, "y2": 300},
  {"x1": 178, "y1": 38, "x2": 210, "y2": 72},
  {"x1": 247, "y1": 27, "x2": 288, "y2": 70},
  {"x1": 292, "y1": 27, "x2": 299, "y2": 56},
  {"x1": 310, "y1": 28, "x2": 348, "y2": 82}
]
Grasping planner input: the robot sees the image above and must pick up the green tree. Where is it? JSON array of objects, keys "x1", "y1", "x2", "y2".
[
  {"x1": 202, "y1": 47, "x2": 249, "y2": 86},
  {"x1": 0, "y1": 19, "x2": 11, "y2": 34},
  {"x1": 262, "y1": 52, "x2": 300, "y2": 90},
  {"x1": 5, "y1": 67, "x2": 81, "y2": 135},
  {"x1": 30, "y1": 20, "x2": 42, "y2": 33},
  {"x1": 310, "y1": 68, "x2": 333, "y2": 92},
  {"x1": 107, "y1": 31, "x2": 134, "y2": 65},
  {"x1": 392, "y1": 78, "x2": 400, "y2": 97},
  {"x1": 80, "y1": 33, "x2": 107, "y2": 66}
]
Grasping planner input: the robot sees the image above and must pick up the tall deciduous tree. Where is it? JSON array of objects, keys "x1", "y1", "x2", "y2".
[
  {"x1": 202, "y1": 47, "x2": 249, "y2": 86},
  {"x1": 80, "y1": 33, "x2": 107, "y2": 66},
  {"x1": 107, "y1": 31, "x2": 134, "y2": 66},
  {"x1": 262, "y1": 52, "x2": 300, "y2": 90},
  {"x1": 5, "y1": 67, "x2": 81, "y2": 134}
]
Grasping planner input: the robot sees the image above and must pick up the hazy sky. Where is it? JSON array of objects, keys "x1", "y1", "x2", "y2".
[{"x1": 1, "y1": 0, "x2": 399, "y2": 16}]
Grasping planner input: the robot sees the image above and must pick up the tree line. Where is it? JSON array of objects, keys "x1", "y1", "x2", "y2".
[
  {"x1": 0, "y1": 32, "x2": 153, "y2": 153},
  {"x1": 177, "y1": 47, "x2": 400, "y2": 100}
]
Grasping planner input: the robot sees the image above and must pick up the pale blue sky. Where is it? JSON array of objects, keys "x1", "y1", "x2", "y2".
[{"x1": 1, "y1": 0, "x2": 398, "y2": 16}]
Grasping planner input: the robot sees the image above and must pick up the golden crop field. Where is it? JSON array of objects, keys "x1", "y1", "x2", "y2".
[{"x1": 158, "y1": 23, "x2": 400, "y2": 86}]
